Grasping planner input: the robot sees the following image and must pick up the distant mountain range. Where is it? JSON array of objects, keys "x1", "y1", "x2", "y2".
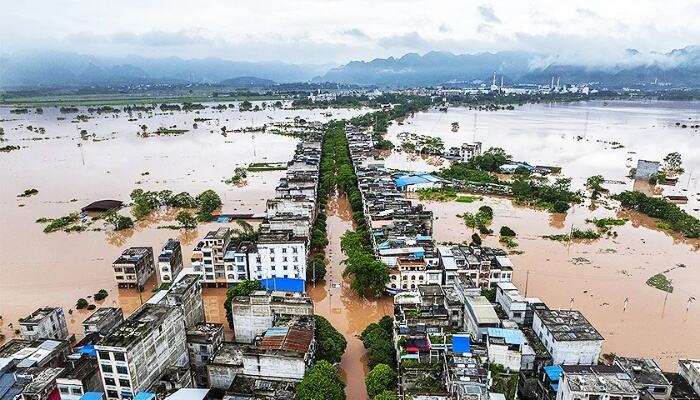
[{"x1": 1, "y1": 47, "x2": 700, "y2": 89}]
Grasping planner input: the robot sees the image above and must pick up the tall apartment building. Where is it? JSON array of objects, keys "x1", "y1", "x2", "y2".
[
  {"x1": 191, "y1": 228, "x2": 232, "y2": 288},
  {"x1": 252, "y1": 232, "x2": 307, "y2": 281},
  {"x1": 230, "y1": 291, "x2": 314, "y2": 344},
  {"x1": 94, "y1": 304, "x2": 189, "y2": 399},
  {"x1": 186, "y1": 323, "x2": 224, "y2": 387},
  {"x1": 112, "y1": 247, "x2": 155, "y2": 289},
  {"x1": 19, "y1": 307, "x2": 69, "y2": 341},
  {"x1": 161, "y1": 274, "x2": 205, "y2": 329},
  {"x1": 157, "y1": 239, "x2": 183, "y2": 284}
]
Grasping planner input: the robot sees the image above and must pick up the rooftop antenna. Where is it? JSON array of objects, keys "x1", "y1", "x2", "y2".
[
  {"x1": 551, "y1": 76, "x2": 555, "y2": 90},
  {"x1": 623, "y1": 297, "x2": 629, "y2": 312},
  {"x1": 500, "y1": 76, "x2": 504, "y2": 94},
  {"x1": 569, "y1": 297, "x2": 575, "y2": 310},
  {"x1": 492, "y1": 72, "x2": 496, "y2": 87},
  {"x1": 556, "y1": 77, "x2": 560, "y2": 90}
]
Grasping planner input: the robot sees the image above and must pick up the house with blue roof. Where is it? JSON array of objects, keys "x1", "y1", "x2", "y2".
[
  {"x1": 394, "y1": 172, "x2": 446, "y2": 192},
  {"x1": 487, "y1": 327, "x2": 527, "y2": 371}
]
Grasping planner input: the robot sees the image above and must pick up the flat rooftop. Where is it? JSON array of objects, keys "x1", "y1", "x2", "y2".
[
  {"x1": 562, "y1": 366, "x2": 637, "y2": 395},
  {"x1": 113, "y1": 247, "x2": 152, "y2": 265},
  {"x1": 57, "y1": 356, "x2": 98, "y2": 381},
  {"x1": 209, "y1": 342, "x2": 244, "y2": 366},
  {"x1": 97, "y1": 304, "x2": 172, "y2": 348},
  {"x1": 168, "y1": 274, "x2": 200, "y2": 295},
  {"x1": 536, "y1": 309, "x2": 603, "y2": 341},
  {"x1": 83, "y1": 307, "x2": 122, "y2": 325},
  {"x1": 204, "y1": 227, "x2": 230, "y2": 240},
  {"x1": 615, "y1": 357, "x2": 670, "y2": 387},
  {"x1": 19, "y1": 307, "x2": 60, "y2": 324},
  {"x1": 186, "y1": 323, "x2": 223, "y2": 342}
]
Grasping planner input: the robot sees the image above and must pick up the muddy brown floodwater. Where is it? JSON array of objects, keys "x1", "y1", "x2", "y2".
[
  {"x1": 307, "y1": 195, "x2": 393, "y2": 400},
  {"x1": 412, "y1": 194, "x2": 700, "y2": 370},
  {"x1": 0, "y1": 103, "x2": 368, "y2": 343}
]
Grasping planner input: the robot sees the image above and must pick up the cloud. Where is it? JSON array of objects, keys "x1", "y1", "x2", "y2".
[
  {"x1": 378, "y1": 32, "x2": 430, "y2": 49},
  {"x1": 68, "y1": 29, "x2": 211, "y2": 47},
  {"x1": 341, "y1": 28, "x2": 369, "y2": 39},
  {"x1": 477, "y1": 4, "x2": 501, "y2": 24},
  {"x1": 438, "y1": 23, "x2": 451, "y2": 33},
  {"x1": 575, "y1": 8, "x2": 599, "y2": 19}
]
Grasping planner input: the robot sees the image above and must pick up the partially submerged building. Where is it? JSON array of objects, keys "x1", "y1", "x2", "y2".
[
  {"x1": 230, "y1": 291, "x2": 313, "y2": 344},
  {"x1": 83, "y1": 308, "x2": 124, "y2": 337},
  {"x1": 157, "y1": 239, "x2": 183, "y2": 285},
  {"x1": 112, "y1": 247, "x2": 155, "y2": 289},
  {"x1": 19, "y1": 308, "x2": 69, "y2": 342},
  {"x1": 532, "y1": 310, "x2": 603, "y2": 366}
]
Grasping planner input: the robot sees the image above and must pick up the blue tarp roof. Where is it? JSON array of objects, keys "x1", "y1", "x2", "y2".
[
  {"x1": 134, "y1": 393, "x2": 155, "y2": 400},
  {"x1": 78, "y1": 344, "x2": 96, "y2": 357},
  {"x1": 395, "y1": 173, "x2": 443, "y2": 188},
  {"x1": 452, "y1": 334, "x2": 471, "y2": 353},
  {"x1": 487, "y1": 328, "x2": 525, "y2": 345},
  {"x1": 80, "y1": 393, "x2": 104, "y2": 400},
  {"x1": 416, "y1": 235, "x2": 432, "y2": 241},
  {"x1": 544, "y1": 366, "x2": 563, "y2": 382},
  {"x1": 259, "y1": 277, "x2": 305, "y2": 293}
]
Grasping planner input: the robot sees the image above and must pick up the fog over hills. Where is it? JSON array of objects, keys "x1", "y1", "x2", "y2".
[{"x1": 2, "y1": 46, "x2": 700, "y2": 89}]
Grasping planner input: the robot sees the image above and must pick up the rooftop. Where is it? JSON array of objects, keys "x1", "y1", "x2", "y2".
[
  {"x1": 615, "y1": 357, "x2": 670, "y2": 387},
  {"x1": 168, "y1": 274, "x2": 200, "y2": 295},
  {"x1": 536, "y1": 309, "x2": 604, "y2": 342},
  {"x1": 97, "y1": 304, "x2": 173, "y2": 348},
  {"x1": 208, "y1": 342, "x2": 244, "y2": 366},
  {"x1": 258, "y1": 317, "x2": 314, "y2": 355},
  {"x1": 562, "y1": 365, "x2": 637, "y2": 395},
  {"x1": 83, "y1": 307, "x2": 122, "y2": 325},
  {"x1": 19, "y1": 308, "x2": 60, "y2": 324},
  {"x1": 113, "y1": 247, "x2": 152, "y2": 265},
  {"x1": 204, "y1": 227, "x2": 230, "y2": 241},
  {"x1": 20, "y1": 367, "x2": 64, "y2": 394},
  {"x1": 57, "y1": 356, "x2": 98, "y2": 381},
  {"x1": 186, "y1": 323, "x2": 223, "y2": 342}
]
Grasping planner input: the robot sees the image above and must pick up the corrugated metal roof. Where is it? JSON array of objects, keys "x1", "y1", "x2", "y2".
[
  {"x1": 259, "y1": 325, "x2": 313, "y2": 354},
  {"x1": 487, "y1": 328, "x2": 525, "y2": 345}
]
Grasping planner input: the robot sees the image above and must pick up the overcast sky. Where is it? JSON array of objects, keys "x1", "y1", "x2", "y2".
[{"x1": 2, "y1": 0, "x2": 699, "y2": 65}]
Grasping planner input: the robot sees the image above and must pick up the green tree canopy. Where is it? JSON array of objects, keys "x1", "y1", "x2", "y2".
[
  {"x1": 296, "y1": 360, "x2": 345, "y2": 400},
  {"x1": 314, "y1": 315, "x2": 347, "y2": 364},
  {"x1": 223, "y1": 280, "x2": 261, "y2": 329},
  {"x1": 365, "y1": 364, "x2": 397, "y2": 398}
]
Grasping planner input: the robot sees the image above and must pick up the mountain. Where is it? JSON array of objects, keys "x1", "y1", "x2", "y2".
[
  {"x1": 321, "y1": 47, "x2": 700, "y2": 87},
  {"x1": 219, "y1": 76, "x2": 276, "y2": 88},
  {"x1": 0, "y1": 51, "x2": 328, "y2": 88},
  {"x1": 320, "y1": 51, "x2": 534, "y2": 86}
]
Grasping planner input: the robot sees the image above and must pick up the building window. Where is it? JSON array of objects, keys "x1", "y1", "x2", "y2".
[
  {"x1": 292, "y1": 247, "x2": 298, "y2": 253},
  {"x1": 101, "y1": 364, "x2": 114, "y2": 373},
  {"x1": 60, "y1": 387, "x2": 70, "y2": 394},
  {"x1": 99, "y1": 351, "x2": 110, "y2": 360},
  {"x1": 116, "y1": 366, "x2": 128, "y2": 375},
  {"x1": 283, "y1": 257, "x2": 288, "y2": 262},
  {"x1": 113, "y1": 353, "x2": 125, "y2": 361},
  {"x1": 107, "y1": 390, "x2": 118, "y2": 398},
  {"x1": 282, "y1": 248, "x2": 287, "y2": 253},
  {"x1": 105, "y1": 378, "x2": 116, "y2": 386},
  {"x1": 71, "y1": 388, "x2": 83, "y2": 395},
  {"x1": 119, "y1": 379, "x2": 130, "y2": 387}
]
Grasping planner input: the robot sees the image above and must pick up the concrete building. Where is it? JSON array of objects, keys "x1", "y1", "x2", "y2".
[
  {"x1": 487, "y1": 328, "x2": 525, "y2": 372},
  {"x1": 83, "y1": 308, "x2": 124, "y2": 336},
  {"x1": 95, "y1": 304, "x2": 189, "y2": 399},
  {"x1": 614, "y1": 357, "x2": 672, "y2": 400},
  {"x1": 0, "y1": 338, "x2": 71, "y2": 370},
  {"x1": 678, "y1": 360, "x2": 700, "y2": 397},
  {"x1": 19, "y1": 308, "x2": 69, "y2": 342},
  {"x1": 556, "y1": 365, "x2": 639, "y2": 400},
  {"x1": 496, "y1": 282, "x2": 545, "y2": 325},
  {"x1": 56, "y1": 354, "x2": 103, "y2": 400},
  {"x1": 533, "y1": 310, "x2": 604, "y2": 366},
  {"x1": 18, "y1": 367, "x2": 64, "y2": 400},
  {"x1": 157, "y1": 239, "x2": 183, "y2": 284},
  {"x1": 112, "y1": 248, "x2": 155, "y2": 289},
  {"x1": 162, "y1": 274, "x2": 205, "y2": 329},
  {"x1": 250, "y1": 233, "x2": 307, "y2": 281},
  {"x1": 206, "y1": 342, "x2": 243, "y2": 390},
  {"x1": 185, "y1": 323, "x2": 224, "y2": 387},
  {"x1": 635, "y1": 160, "x2": 660, "y2": 180},
  {"x1": 191, "y1": 228, "x2": 233, "y2": 288},
  {"x1": 465, "y1": 296, "x2": 500, "y2": 342},
  {"x1": 230, "y1": 291, "x2": 313, "y2": 344}
]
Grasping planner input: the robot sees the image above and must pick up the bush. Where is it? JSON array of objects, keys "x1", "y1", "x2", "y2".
[
  {"x1": 499, "y1": 226, "x2": 516, "y2": 237},
  {"x1": 94, "y1": 289, "x2": 109, "y2": 301},
  {"x1": 76, "y1": 298, "x2": 88, "y2": 309},
  {"x1": 471, "y1": 233, "x2": 482, "y2": 246}
]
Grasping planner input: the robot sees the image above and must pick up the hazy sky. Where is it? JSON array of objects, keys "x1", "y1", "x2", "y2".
[{"x1": 2, "y1": 0, "x2": 699, "y2": 64}]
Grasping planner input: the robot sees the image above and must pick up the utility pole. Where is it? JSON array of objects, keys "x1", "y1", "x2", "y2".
[{"x1": 524, "y1": 270, "x2": 530, "y2": 297}]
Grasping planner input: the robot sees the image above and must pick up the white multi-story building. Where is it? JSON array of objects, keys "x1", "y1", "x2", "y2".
[
  {"x1": 56, "y1": 354, "x2": 103, "y2": 400},
  {"x1": 161, "y1": 274, "x2": 205, "y2": 329},
  {"x1": 191, "y1": 228, "x2": 232, "y2": 288},
  {"x1": 533, "y1": 309, "x2": 604, "y2": 366},
  {"x1": 94, "y1": 304, "x2": 189, "y2": 399},
  {"x1": 83, "y1": 308, "x2": 124, "y2": 336},
  {"x1": 112, "y1": 247, "x2": 154, "y2": 289},
  {"x1": 487, "y1": 328, "x2": 525, "y2": 372},
  {"x1": 250, "y1": 232, "x2": 307, "y2": 281},
  {"x1": 157, "y1": 239, "x2": 183, "y2": 284},
  {"x1": 230, "y1": 290, "x2": 313, "y2": 344},
  {"x1": 19, "y1": 307, "x2": 69, "y2": 341},
  {"x1": 495, "y1": 282, "x2": 544, "y2": 325}
]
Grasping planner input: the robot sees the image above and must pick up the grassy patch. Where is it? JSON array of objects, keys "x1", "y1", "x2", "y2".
[
  {"x1": 416, "y1": 187, "x2": 458, "y2": 202},
  {"x1": 247, "y1": 162, "x2": 287, "y2": 172},
  {"x1": 646, "y1": 273, "x2": 673, "y2": 293},
  {"x1": 543, "y1": 234, "x2": 571, "y2": 242},
  {"x1": 571, "y1": 228, "x2": 601, "y2": 240},
  {"x1": 499, "y1": 236, "x2": 519, "y2": 248},
  {"x1": 456, "y1": 195, "x2": 482, "y2": 203}
]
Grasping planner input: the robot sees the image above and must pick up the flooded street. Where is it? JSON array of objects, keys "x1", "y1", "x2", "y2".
[
  {"x1": 0, "y1": 103, "x2": 367, "y2": 342},
  {"x1": 307, "y1": 195, "x2": 392, "y2": 399}
]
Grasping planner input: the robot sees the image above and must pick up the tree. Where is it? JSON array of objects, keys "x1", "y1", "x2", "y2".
[
  {"x1": 175, "y1": 211, "x2": 197, "y2": 229},
  {"x1": 307, "y1": 254, "x2": 327, "y2": 281},
  {"x1": 196, "y1": 190, "x2": 222, "y2": 221},
  {"x1": 94, "y1": 289, "x2": 109, "y2": 301},
  {"x1": 239, "y1": 101, "x2": 253, "y2": 111},
  {"x1": 76, "y1": 298, "x2": 88, "y2": 309},
  {"x1": 223, "y1": 280, "x2": 261, "y2": 329},
  {"x1": 296, "y1": 361, "x2": 345, "y2": 400},
  {"x1": 104, "y1": 209, "x2": 134, "y2": 231},
  {"x1": 500, "y1": 226, "x2": 516, "y2": 237},
  {"x1": 361, "y1": 319, "x2": 396, "y2": 369},
  {"x1": 586, "y1": 175, "x2": 606, "y2": 199},
  {"x1": 314, "y1": 316, "x2": 347, "y2": 364},
  {"x1": 471, "y1": 233, "x2": 482, "y2": 246},
  {"x1": 169, "y1": 192, "x2": 198, "y2": 208},
  {"x1": 662, "y1": 152, "x2": 684, "y2": 176},
  {"x1": 374, "y1": 390, "x2": 398, "y2": 400},
  {"x1": 365, "y1": 364, "x2": 397, "y2": 398}
]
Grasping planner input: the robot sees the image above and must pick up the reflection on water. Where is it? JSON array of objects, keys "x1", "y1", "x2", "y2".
[
  {"x1": 307, "y1": 195, "x2": 392, "y2": 399},
  {"x1": 420, "y1": 195, "x2": 700, "y2": 369}
]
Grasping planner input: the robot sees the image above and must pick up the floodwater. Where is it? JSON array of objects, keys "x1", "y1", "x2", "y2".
[
  {"x1": 391, "y1": 101, "x2": 700, "y2": 370},
  {"x1": 0, "y1": 103, "x2": 367, "y2": 342},
  {"x1": 387, "y1": 100, "x2": 700, "y2": 216},
  {"x1": 307, "y1": 195, "x2": 393, "y2": 399}
]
